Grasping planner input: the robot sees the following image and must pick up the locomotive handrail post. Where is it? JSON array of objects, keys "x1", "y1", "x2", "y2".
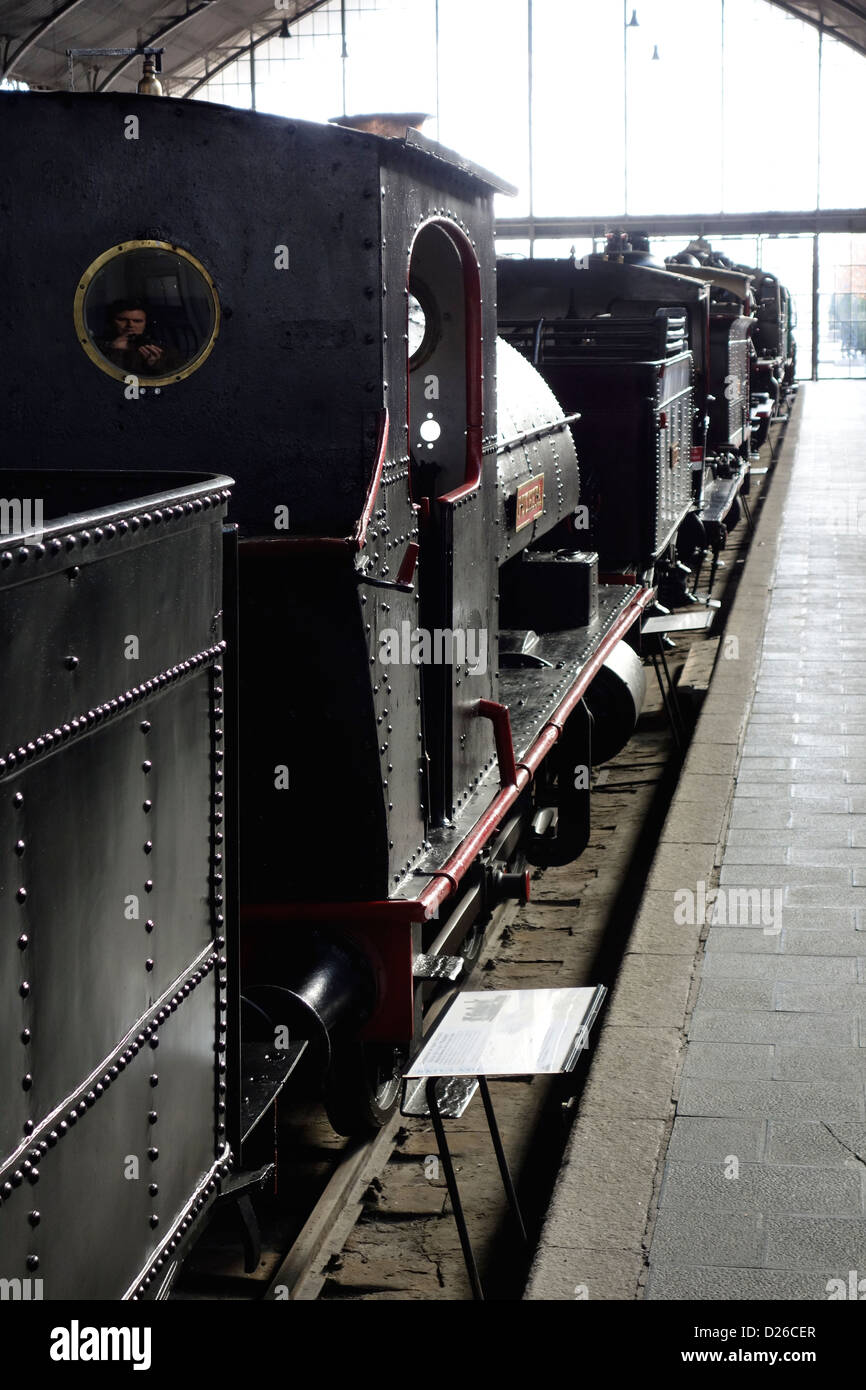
[{"x1": 475, "y1": 698, "x2": 518, "y2": 788}]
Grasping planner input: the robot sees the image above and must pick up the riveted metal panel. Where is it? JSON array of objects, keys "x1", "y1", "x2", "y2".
[
  {"x1": 654, "y1": 354, "x2": 695, "y2": 555},
  {"x1": 709, "y1": 314, "x2": 753, "y2": 453},
  {"x1": 145, "y1": 978, "x2": 222, "y2": 1246},
  {"x1": 0, "y1": 959, "x2": 222, "y2": 1301},
  {"x1": 0, "y1": 525, "x2": 223, "y2": 757},
  {"x1": 4, "y1": 1050, "x2": 154, "y2": 1301},
  {"x1": 0, "y1": 469, "x2": 228, "y2": 1299}
]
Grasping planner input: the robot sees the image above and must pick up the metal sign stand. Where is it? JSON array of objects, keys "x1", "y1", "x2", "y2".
[{"x1": 402, "y1": 985, "x2": 606, "y2": 1301}]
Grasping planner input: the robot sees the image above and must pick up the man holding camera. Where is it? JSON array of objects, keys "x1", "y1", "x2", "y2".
[{"x1": 97, "y1": 299, "x2": 182, "y2": 375}]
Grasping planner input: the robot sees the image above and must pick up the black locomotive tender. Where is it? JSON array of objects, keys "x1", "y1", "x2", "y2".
[{"x1": 0, "y1": 92, "x2": 793, "y2": 1299}]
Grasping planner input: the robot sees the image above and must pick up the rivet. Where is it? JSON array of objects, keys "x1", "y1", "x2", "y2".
[
  {"x1": 149, "y1": 1183, "x2": 159, "y2": 1197},
  {"x1": 19, "y1": 981, "x2": 30, "y2": 997},
  {"x1": 16, "y1": 887, "x2": 27, "y2": 903},
  {"x1": 140, "y1": 721, "x2": 151, "y2": 733},
  {"x1": 21, "y1": 1028, "x2": 31, "y2": 1044},
  {"x1": 145, "y1": 959, "x2": 154, "y2": 971},
  {"x1": 144, "y1": 880, "x2": 153, "y2": 893},
  {"x1": 26, "y1": 1255, "x2": 39, "y2": 1272},
  {"x1": 145, "y1": 919, "x2": 155, "y2": 933},
  {"x1": 150, "y1": 1074, "x2": 159, "y2": 1087},
  {"x1": 142, "y1": 760, "x2": 152, "y2": 773},
  {"x1": 28, "y1": 1210, "x2": 40, "y2": 1226},
  {"x1": 17, "y1": 934, "x2": 28, "y2": 950},
  {"x1": 144, "y1": 840, "x2": 153, "y2": 854},
  {"x1": 143, "y1": 800, "x2": 152, "y2": 813},
  {"x1": 148, "y1": 1148, "x2": 159, "y2": 1161},
  {"x1": 149, "y1": 1214, "x2": 159, "y2": 1229},
  {"x1": 65, "y1": 655, "x2": 79, "y2": 671}
]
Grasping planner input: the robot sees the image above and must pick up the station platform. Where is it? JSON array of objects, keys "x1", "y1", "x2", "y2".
[{"x1": 525, "y1": 381, "x2": 866, "y2": 1301}]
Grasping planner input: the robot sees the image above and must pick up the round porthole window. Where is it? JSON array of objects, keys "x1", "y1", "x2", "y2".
[{"x1": 73, "y1": 241, "x2": 220, "y2": 386}]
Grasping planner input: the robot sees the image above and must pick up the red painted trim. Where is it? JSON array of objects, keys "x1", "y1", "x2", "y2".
[
  {"x1": 415, "y1": 586, "x2": 654, "y2": 918},
  {"x1": 438, "y1": 479, "x2": 480, "y2": 506},
  {"x1": 395, "y1": 541, "x2": 420, "y2": 586},
  {"x1": 239, "y1": 414, "x2": 389, "y2": 560},
  {"x1": 240, "y1": 537, "x2": 348, "y2": 558},
  {"x1": 242, "y1": 900, "x2": 422, "y2": 926},
  {"x1": 597, "y1": 571, "x2": 639, "y2": 585},
  {"x1": 450, "y1": 223, "x2": 484, "y2": 496},
  {"x1": 408, "y1": 218, "x2": 484, "y2": 507},
  {"x1": 352, "y1": 408, "x2": 390, "y2": 550},
  {"x1": 245, "y1": 587, "x2": 653, "y2": 929},
  {"x1": 476, "y1": 699, "x2": 518, "y2": 787}
]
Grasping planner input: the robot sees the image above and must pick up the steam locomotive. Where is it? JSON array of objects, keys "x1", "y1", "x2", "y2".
[
  {"x1": 0, "y1": 90, "x2": 791, "y2": 1300},
  {"x1": 498, "y1": 229, "x2": 794, "y2": 601}
]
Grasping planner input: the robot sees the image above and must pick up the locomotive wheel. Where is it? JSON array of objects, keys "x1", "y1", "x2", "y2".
[{"x1": 324, "y1": 1040, "x2": 407, "y2": 1137}]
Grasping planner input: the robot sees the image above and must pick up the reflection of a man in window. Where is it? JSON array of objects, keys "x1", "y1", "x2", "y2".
[{"x1": 97, "y1": 299, "x2": 183, "y2": 375}]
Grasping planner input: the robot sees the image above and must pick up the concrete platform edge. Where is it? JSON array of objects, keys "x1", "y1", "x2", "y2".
[{"x1": 524, "y1": 395, "x2": 805, "y2": 1301}]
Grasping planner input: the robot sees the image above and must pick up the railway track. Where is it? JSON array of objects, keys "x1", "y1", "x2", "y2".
[{"x1": 172, "y1": 411, "x2": 792, "y2": 1302}]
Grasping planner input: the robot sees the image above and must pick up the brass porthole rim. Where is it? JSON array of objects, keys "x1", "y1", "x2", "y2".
[{"x1": 73, "y1": 240, "x2": 221, "y2": 387}]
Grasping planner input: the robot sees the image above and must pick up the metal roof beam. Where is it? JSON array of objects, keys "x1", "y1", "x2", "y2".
[
  {"x1": 495, "y1": 208, "x2": 866, "y2": 239},
  {"x1": 180, "y1": 25, "x2": 279, "y2": 95},
  {"x1": 2, "y1": 0, "x2": 91, "y2": 80},
  {"x1": 179, "y1": 0, "x2": 324, "y2": 95},
  {"x1": 766, "y1": 0, "x2": 866, "y2": 58}
]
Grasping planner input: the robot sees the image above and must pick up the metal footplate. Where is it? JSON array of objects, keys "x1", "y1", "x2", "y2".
[
  {"x1": 700, "y1": 467, "x2": 747, "y2": 526},
  {"x1": 412, "y1": 953, "x2": 465, "y2": 982},
  {"x1": 402, "y1": 1075, "x2": 479, "y2": 1117}
]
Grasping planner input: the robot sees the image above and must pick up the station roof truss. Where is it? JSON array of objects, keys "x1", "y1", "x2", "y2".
[
  {"x1": 767, "y1": 1, "x2": 866, "y2": 58},
  {"x1": 3, "y1": 2, "x2": 866, "y2": 97},
  {"x1": 0, "y1": 1, "x2": 332, "y2": 95}
]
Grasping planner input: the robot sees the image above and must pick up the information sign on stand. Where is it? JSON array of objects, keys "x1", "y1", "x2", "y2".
[{"x1": 401, "y1": 985, "x2": 606, "y2": 1300}]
